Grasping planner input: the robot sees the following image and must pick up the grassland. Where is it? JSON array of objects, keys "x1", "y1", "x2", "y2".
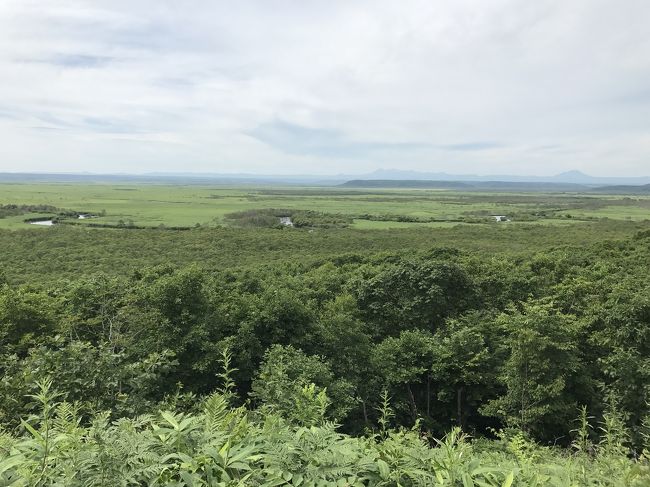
[
  {"x1": 0, "y1": 182, "x2": 649, "y2": 230},
  {"x1": 1, "y1": 181, "x2": 649, "y2": 285}
]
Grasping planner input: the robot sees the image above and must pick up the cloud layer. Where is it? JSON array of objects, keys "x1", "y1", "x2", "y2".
[{"x1": 1, "y1": 0, "x2": 649, "y2": 175}]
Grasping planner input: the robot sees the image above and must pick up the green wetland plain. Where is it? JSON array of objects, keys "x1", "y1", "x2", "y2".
[
  {"x1": 1, "y1": 181, "x2": 650, "y2": 485},
  {"x1": 1, "y1": 182, "x2": 649, "y2": 230}
]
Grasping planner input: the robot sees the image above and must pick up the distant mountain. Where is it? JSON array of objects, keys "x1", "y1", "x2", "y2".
[
  {"x1": 0, "y1": 172, "x2": 347, "y2": 185},
  {"x1": 552, "y1": 170, "x2": 593, "y2": 183},
  {"x1": 340, "y1": 179, "x2": 590, "y2": 192},
  {"x1": 360, "y1": 169, "x2": 650, "y2": 186},
  {"x1": 1, "y1": 169, "x2": 650, "y2": 187},
  {"x1": 340, "y1": 180, "x2": 474, "y2": 189},
  {"x1": 362, "y1": 169, "x2": 457, "y2": 181}
]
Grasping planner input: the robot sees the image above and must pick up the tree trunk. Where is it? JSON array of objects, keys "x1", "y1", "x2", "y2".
[
  {"x1": 406, "y1": 384, "x2": 418, "y2": 422},
  {"x1": 457, "y1": 386, "x2": 464, "y2": 429},
  {"x1": 426, "y1": 374, "x2": 431, "y2": 417},
  {"x1": 362, "y1": 398, "x2": 369, "y2": 426}
]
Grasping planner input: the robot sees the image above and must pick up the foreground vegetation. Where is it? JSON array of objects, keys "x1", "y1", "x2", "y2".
[
  {"x1": 2, "y1": 378, "x2": 649, "y2": 486},
  {"x1": 1, "y1": 184, "x2": 650, "y2": 484}
]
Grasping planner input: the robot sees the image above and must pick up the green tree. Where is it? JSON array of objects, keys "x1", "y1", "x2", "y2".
[
  {"x1": 0, "y1": 340, "x2": 176, "y2": 425},
  {"x1": 482, "y1": 303, "x2": 584, "y2": 440},
  {"x1": 371, "y1": 330, "x2": 436, "y2": 423},
  {"x1": 251, "y1": 344, "x2": 354, "y2": 424},
  {"x1": 431, "y1": 311, "x2": 503, "y2": 431},
  {"x1": 354, "y1": 259, "x2": 475, "y2": 337},
  {"x1": 590, "y1": 280, "x2": 650, "y2": 441},
  {"x1": 0, "y1": 285, "x2": 58, "y2": 355}
]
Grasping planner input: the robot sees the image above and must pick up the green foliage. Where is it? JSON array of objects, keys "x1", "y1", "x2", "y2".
[
  {"x1": 217, "y1": 348, "x2": 239, "y2": 403},
  {"x1": 571, "y1": 405, "x2": 595, "y2": 455},
  {"x1": 0, "y1": 204, "x2": 59, "y2": 219},
  {"x1": 481, "y1": 304, "x2": 585, "y2": 440},
  {"x1": 2, "y1": 233, "x2": 650, "y2": 445},
  {"x1": 0, "y1": 286, "x2": 58, "y2": 355},
  {"x1": 225, "y1": 208, "x2": 352, "y2": 229},
  {"x1": 2, "y1": 386, "x2": 647, "y2": 486},
  {"x1": 251, "y1": 345, "x2": 353, "y2": 425},
  {"x1": 376, "y1": 390, "x2": 394, "y2": 437},
  {"x1": 0, "y1": 219, "x2": 644, "y2": 287},
  {"x1": 1, "y1": 186, "x2": 650, "y2": 482},
  {"x1": 354, "y1": 259, "x2": 476, "y2": 336},
  {"x1": 372, "y1": 330, "x2": 436, "y2": 423},
  {"x1": 0, "y1": 340, "x2": 176, "y2": 426}
]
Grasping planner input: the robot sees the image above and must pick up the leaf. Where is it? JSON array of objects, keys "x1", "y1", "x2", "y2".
[
  {"x1": 377, "y1": 459, "x2": 390, "y2": 479},
  {"x1": 161, "y1": 410, "x2": 180, "y2": 429},
  {"x1": 219, "y1": 440, "x2": 231, "y2": 460},
  {"x1": 20, "y1": 420, "x2": 44, "y2": 442},
  {"x1": 462, "y1": 473, "x2": 474, "y2": 487},
  {"x1": 180, "y1": 471, "x2": 196, "y2": 486},
  {"x1": 0, "y1": 455, "x2": 25, "y2": 475}
]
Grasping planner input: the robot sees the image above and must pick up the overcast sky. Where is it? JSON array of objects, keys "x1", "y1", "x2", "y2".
[{"x1": 1, "y1": 0, "x2": 649, "y2": 176}]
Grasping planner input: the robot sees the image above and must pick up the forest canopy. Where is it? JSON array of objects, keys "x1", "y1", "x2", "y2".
[{"x1": 1, "y1": 220, "x2": 650, "y2": 484}]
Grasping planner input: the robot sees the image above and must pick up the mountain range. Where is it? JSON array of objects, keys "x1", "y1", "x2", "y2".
[
  {"x1": 354, "y1": 169, "x2": 650, "y2": 186},
  {"x1": 1, "y1": 169, "x2": 650, "y2": 187}
]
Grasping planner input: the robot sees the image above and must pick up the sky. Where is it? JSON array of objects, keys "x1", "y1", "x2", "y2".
[{"x1": 0, "y1": 0, "x2": 649, "y2": 176}]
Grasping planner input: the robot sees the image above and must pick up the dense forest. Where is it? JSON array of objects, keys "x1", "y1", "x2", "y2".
[
  {"x1": 1, "y1": 223, "x2": 650, "y2": 484},
  {"x1": 0, "y1": 220, "x2": 645, "y2": 285}
]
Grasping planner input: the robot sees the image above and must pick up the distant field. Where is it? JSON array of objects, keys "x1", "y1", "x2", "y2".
[
  {"x1": 1, "y1": 181, "x2": 650, "y2": 285},
  {"x1": 0, "y1": 183, "x2": 649, "y2": 230}
]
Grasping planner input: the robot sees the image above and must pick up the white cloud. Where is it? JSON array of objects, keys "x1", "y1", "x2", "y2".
[{"x1": 0, "y1": 0, "x2": 649, "y2": 176}]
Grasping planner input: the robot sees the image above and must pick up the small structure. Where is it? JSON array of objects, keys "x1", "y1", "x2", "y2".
[
  {"x1": 279, "y1": 216, "x2": 294, "y2": 227},
  {"x1": 493, "y1": 215, "x2": 509, "y2": 222}
]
